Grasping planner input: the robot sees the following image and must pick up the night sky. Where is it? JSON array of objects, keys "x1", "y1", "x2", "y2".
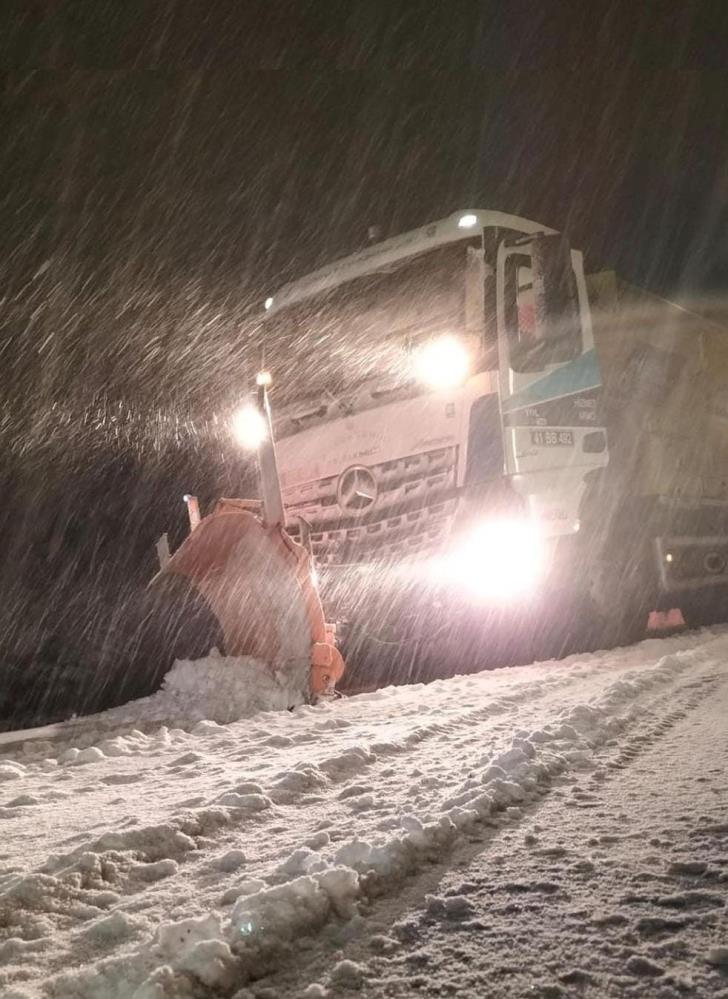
[{"x1": 1, "y1": 0, "x2": 728, "y2": 720}]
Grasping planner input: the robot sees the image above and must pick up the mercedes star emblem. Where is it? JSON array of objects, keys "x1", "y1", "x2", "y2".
[{"x1": 337, "y1": 465, "x2": 378, "y2": 513}]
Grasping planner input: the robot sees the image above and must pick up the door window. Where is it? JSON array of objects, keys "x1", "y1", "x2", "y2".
[{"x1": 504, "y1": 250, "x2": 582, "y2": 372}]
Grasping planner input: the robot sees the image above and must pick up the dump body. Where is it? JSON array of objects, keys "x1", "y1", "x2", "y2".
[
  {"x1": 590, "y1": 272, "x2": 728, "y2": 502},
  {"x1": 586, "y1": 272, "x2": 728, "y2": 608}
]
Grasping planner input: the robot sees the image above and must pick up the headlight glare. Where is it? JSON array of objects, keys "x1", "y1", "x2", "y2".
[{"x1": 413, "y1": 335, "x2": 470, "y2": 390}]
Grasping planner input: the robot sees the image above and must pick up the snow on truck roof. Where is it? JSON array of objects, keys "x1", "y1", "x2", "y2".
[{"x1": 266, "y1": 209, "x2": 557, "y2": 314}]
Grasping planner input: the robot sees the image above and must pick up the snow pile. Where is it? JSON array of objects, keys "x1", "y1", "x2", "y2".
[
  {"x1": 142, "y1": 652, "x2": 310, "y2": 723},
  {"x1": 0, "y1": 652, "x2": 312, "y2": 757},
  {"x1": 114, "y1": 870, "x2": 361, "y2": 995},
  {"x1": 230, "y1": 868, "x2": 359, "y2": 967},
  {"x1": 89, "y1": 651, "x2": 310, "y2": 729}
]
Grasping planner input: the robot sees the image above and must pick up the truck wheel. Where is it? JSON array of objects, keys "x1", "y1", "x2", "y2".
[
  {"x1": 680, "y1": 588, "x2": 728, "y2": 629},
  {"x1": 587, "y1": 597, "x2": 651, "y2": 651},
  {"x1": 580, "y1": 559, "x2": 655, "y2": 652}
]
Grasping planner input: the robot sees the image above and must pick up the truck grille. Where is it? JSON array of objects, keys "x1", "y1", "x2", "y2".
[{"x1": 283, "y1": 447, "x2": 459, "y2": 566}]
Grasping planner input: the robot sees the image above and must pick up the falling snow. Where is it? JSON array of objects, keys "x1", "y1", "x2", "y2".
[
  {"x1": 3, "y1": 6, "x2": 728, "y2": 724},
  {"x1": 2, "y1": 7, "x2": 728, "y2": 998}
]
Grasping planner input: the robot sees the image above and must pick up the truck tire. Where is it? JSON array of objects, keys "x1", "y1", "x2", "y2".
[
  {"x1": 578, "y1": 557, "x2": 655, "y2": 652},
  {"x1": 528, "y1": 588, "x2": 646, "y2": 660},
  {"x1": 586, "y1": 596, "x2": 651, "y2": 651},
  {"x1": 679, "y1": 588, "x2": 728, "y2": 629}
]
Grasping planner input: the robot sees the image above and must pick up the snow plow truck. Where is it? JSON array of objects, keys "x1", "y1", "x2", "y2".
[{"x1": 115, "y1": 209, "x2": 728, "y2": 700}]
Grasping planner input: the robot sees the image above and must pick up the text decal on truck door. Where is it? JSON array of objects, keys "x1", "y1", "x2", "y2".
[{"x1": 530, "y1": 429, "x2": 574, "y2": 447}]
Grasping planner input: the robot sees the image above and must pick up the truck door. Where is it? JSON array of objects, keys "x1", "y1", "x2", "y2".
[{"x1": 495, "y1": 233, "x2": 607, "y2": 531}]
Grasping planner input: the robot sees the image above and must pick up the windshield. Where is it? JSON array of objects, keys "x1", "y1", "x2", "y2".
[{"x1": 263, "y1": 238, "x2": 482, "y2": 417}]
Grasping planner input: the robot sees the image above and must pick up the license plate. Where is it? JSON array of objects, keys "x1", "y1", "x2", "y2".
[{"x1": 530, "y1": 429, "x2": 574, "y2": 447}]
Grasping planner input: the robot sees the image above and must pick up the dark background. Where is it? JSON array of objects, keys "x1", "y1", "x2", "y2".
[{"x1": 1, "y1": 1, "x2": 727, "y2": 724}]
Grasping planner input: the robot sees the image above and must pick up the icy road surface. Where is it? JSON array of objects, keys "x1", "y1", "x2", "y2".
[{"x1": 1, "y1": 632, "x2": 727, "y2": 998}]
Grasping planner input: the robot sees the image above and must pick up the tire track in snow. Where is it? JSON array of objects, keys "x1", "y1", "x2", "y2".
[
  {"x1": 253, "y1": 658, "x2": 727, "y2": 997},
  {"x1": 330, "y1": 664, "x2": 728, "y2": 998},
  {"x1": 0, "y1": 633, "x2": 681, "y2": 879},
  {"x1": 0, "y1": 641, "x2": 715, "y2": 990},
  {"x1": 2, "y1": 635, "x2": 724, "y2": 996}
]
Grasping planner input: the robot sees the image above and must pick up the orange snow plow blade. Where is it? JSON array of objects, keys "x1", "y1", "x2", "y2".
[{"x1": 149, "y1": 498, "x2": 344, "y2": 699}]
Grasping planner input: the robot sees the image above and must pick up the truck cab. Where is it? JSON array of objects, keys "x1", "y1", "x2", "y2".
[{"x1": 263, "y1": 210, "x2": 606, "y2": 621}]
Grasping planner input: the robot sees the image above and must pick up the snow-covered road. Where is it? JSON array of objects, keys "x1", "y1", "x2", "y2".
[{"x1": 1, "y1": 631, "x2": 727, "y2": 998}]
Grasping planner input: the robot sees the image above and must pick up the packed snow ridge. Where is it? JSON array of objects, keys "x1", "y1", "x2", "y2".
[
  {"x1": 107, "y1": 651, "x2": 311, "y2": 726},
  {"x1": 0, "y1": 629, "x2": 727, "y2": 997}
]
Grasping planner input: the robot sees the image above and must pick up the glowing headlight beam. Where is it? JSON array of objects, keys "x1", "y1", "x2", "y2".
[
  {"x1": 413, "y1": 335, "x2": 471, "y2": 390},
  {"x1": 427, "y1": 519, "x2": 546, "y2": 601},
  {"x1": 231, "y1": 404, "x2": 268, "y2": 450}
]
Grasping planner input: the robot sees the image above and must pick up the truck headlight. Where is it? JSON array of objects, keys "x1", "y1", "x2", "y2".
[
  {"x1": 232, "y1": 404, "x2": 268, "y2": 449},
  {"x1": 429, "y1": 519, "x2": 546, "y2": 600},
  {"x1": 413, "y1": 335, "x2": 470, "y2": 390}
]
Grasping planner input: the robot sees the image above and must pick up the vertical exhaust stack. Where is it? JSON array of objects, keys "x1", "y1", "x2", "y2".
[{"x1": 255, "y1": 370, "x2": 285, "y2": 529}]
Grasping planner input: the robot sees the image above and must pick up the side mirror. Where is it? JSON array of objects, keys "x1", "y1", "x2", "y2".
[{"x1": 531, "y1": 234, "x2": 581, "y2": 349}]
